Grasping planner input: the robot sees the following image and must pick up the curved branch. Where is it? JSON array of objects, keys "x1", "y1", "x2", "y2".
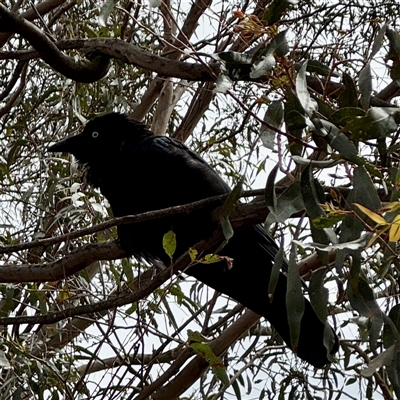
[
  {"x1": 0, "y1": 0, "x2": 67, "y2": 47},
  {"x1": 0, "y1": 4, "x2": 110, "y2": 83}
]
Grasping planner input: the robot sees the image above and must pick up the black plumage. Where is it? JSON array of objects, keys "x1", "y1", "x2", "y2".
[{"x1": 49, "y1": 112, "x2": 338, "y2": 367}]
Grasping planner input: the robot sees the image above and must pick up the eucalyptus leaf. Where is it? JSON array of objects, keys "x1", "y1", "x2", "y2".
[
  {"x1": 361, "y1": 345, "x2": 396, "y2": 377},
  {"x1": 250, "y1": 31, "x2": 289, "y2": 79},
  {"x1": 260, "y1": 100, "x2": 283, "y2": 149},
  {"x1": 309, "y1": 267, "x2": 328, "y2": 322},
  {"x1": 345, "y1": 107, "x2": 400, "y2": 140},
  {"x1": 293, "y1": 235, "x2": 368, "y2": 252},
  {"x1": 286, "y1": 244, "x2": 305, "y2": 352},
  {"x1": 265, "y1": 181, "x2": 305, "y2": 226},
  {"x1": 371, "y1": 23, "x2": 387, "y2": 58},
  {"x1": 296, "y1": 61, "x2": 318, "y2": 116},
  {"x1": 98, "y1": 0, "x2": 118, "y2": 27},
  {"x1": 359, "y1": 62, "x2": 372, "y2": 110}
]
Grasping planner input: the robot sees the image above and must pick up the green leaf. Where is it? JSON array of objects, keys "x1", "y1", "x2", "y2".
[
  {"x1": 268, "y1": 247, "x2": 283, "y2": 301},
  {"x1": 359, "y1": 62, "x2": 372, "y2": 110},
  {"x1": 265, "y1": 181, "x2": 305, "y2": 227},
  {"x1": 360, "y1": 345, "x2": 396, "y2": 377},
  {"x1": 300, "y1": 165, "x2": 331, "y2": 256},
  {"x1": 223, "y1": 176, "x2": 244, "y2": 215},
  {"x1": 260, "y1": 100, "x2": 283, "y2": 149},
  {"x1": 286, "y1": 244, "x2": 305, "y2": 352},
  {"x1": 353, "y1": 166, "x2": 381, "y2": 210},
  {"x1": 345, "y1": 107, "x2": 400, "y2": 141},
  {"x1": 328, "y1": 130, "x2": 363, "y2": 165},
  {"x1": 250, "y1": 31, "x2": 289, "y2": 79},
  {"x1": 296, "y1": 61, "x2": 317, "y2": 116},
  {"x1": 163, "y1": 230, "x2": 176, "y2": 258},
  {"x1": 232, "y1": 378, "x2": 242, "y2": 400},
  {"x1": 308, "y1": 268, "x2": 328, "y2": 322},
  {"x1": 122, "y1": 258, "x2": 135, "y2": 289},
  {"x1": 264, "y1": 164, "x2": 279, "y2": 207},
  {"x1": 220, "y1": 214, "x2": 234, "y2": 241},
  {"x1": 7, "y1": 139, "x2": 28, "y2": 167},
  {"x1": 190, "y1": 342, "x2": 229, "y2": 385},
  {"x1": 385, "y1": 343, "x2": 400, "y2": 399},
  {"x1": 294, "y1": 236, "x2": 367, "y2": 252},
  {"x1": 386, "y1": 28, "x2": 400, "y2": 86},
  {"x1": 300, "y1": 165, "x2": 325, "y2": 220},
  {"x1": 125, "y1": 302, "x2": 137, "y2": 315},
  {"x1": 312, "y1": 213, "x2": 347, "y2": 229},
  {"x1": 371, "y1": 23, "x2": 387, "y2": 58},
  {"x1": 383, "y1": 304, "x2": 400, "y2": 348},
  {"x1": 220, "y1": 176, "x2": 244, "y2": 240},
  {"x1": 284, "y1": 103, "x2": 306, "y2": 155},
  {"x1": 189, "y1": 247, "x2": 198, "y2": 261},
  {"x1": 199, "y1": 254, "x2": 222, "y2": 264},
  {"x1": 338, "y1": 73, "x2": 358, "y2": 108},
  {"x1": 98, "y1": 0, "x2": 118, "y2": 27},
  {"x1": 347, "y1": 271, "x2": 383, "y2": 351},
  {"x1": 331, "y1": 107, "x2": 365, "y2": 127},
  {"x1": 263, "y1": 0, "x2": 291, "y2": 26}
]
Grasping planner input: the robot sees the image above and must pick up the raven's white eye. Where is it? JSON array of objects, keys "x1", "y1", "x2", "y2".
[{"x1": 92, "y1": 131, "x2": 99, "y2": 138}]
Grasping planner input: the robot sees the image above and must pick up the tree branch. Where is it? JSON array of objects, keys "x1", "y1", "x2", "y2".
[
  {"x1": 0, "y1": 0, "x2": 67, "y2": 47},
  {"x1": 151, "y1": 309, "x2": 261, "y2": 400},
  {"x1": 0, "y1": 241, "x2": 124, "y2": 283},
  {"x1": 0, "y1": 231, "x2": 224, "y2": 326},
  {"x1": 0, "y1": 5, "x2": 110, "y2": 83}
]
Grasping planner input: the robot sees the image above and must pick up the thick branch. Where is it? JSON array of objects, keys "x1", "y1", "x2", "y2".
[
  {"x1": 0, "y1": 0, "x2": 67, "y2": 47},
  {"x1": 0, "y1": 5, "x2": 110, "y2": 83},
  {"x1": 0, "y1": 241, "x2": 124, "y2": 283},
  {"x1": 0, "y1": 231, "x2": 223, "y2": 326}
]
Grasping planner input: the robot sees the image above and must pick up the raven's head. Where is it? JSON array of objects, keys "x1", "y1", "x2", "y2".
[{"x1": 48, "y1": 112, "x2": 152, "y2": 164}]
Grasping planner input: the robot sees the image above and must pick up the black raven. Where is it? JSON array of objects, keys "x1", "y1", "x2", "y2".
[{"x1": 49, "y1": 112, "x2": 338, "y2": 368}]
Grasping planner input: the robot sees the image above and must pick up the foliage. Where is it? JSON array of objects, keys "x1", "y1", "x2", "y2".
[{"x1": 1, "y1": 0, "x2": 400, "y2": 399}]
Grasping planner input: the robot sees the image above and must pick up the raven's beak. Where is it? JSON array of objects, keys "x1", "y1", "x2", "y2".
[{"x1": 48, "y1": 137, "x2": 74, "y2": 154}]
